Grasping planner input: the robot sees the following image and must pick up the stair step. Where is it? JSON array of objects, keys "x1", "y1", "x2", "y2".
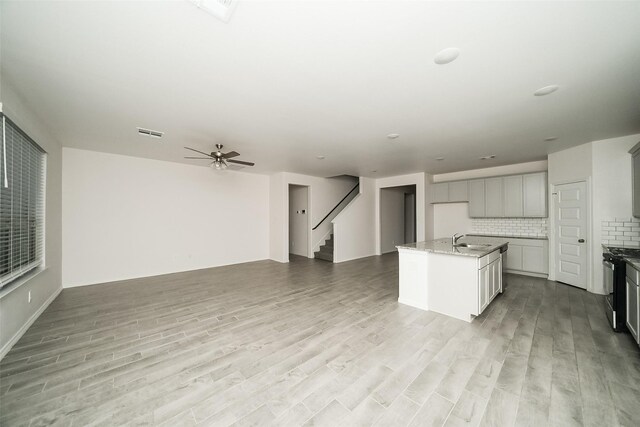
[
  {"x1": 319, "y1": 246, "x2": 333, "y2": 256},
  {"x1": 314, "y1": 251, "x2": 333, "y2": 262}
]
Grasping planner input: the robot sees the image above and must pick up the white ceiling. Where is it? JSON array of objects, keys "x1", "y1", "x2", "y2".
[{"x1": 2, "y1": 1, "x2": 640, "y2": 177}]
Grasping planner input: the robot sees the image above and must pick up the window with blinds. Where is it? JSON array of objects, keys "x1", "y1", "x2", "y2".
[{"x1": 0, "y1": 114, "x2": 46, "y2": 289}]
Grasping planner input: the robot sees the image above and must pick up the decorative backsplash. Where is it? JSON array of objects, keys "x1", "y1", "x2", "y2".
[
  {"x1": 472, "y1": 218, "x2": 548, "y2": 238},
  {"x1": 602, "y1": 218, "x2": 640, "y2": 248}
]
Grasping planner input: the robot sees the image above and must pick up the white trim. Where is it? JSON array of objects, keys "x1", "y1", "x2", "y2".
[
  {"x1": 0, "y1": 286, "x2": 62, "y2": 361},
  {"x1": 0, "y1": 267, "x2": 46, "y2": 299}
]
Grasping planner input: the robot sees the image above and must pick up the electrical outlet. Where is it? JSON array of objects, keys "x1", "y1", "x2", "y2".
[{"x1": 28, "y1": 291, "x2": 32, "y2": 303}]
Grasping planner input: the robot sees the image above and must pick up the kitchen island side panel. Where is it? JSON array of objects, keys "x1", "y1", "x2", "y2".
[
  {"x1": 398, "y1": 249, "x2": 429, "y2": 310},
  {"x1": 426, "y1": 253, "x2": 478, "y2": 322}
]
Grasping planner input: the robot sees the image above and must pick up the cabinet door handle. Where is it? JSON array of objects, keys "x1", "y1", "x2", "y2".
[{"x1": 578, "y1": 239, "x2": 585, "y2": 243}]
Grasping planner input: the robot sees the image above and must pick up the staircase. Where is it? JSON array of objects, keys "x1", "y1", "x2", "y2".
[{"x1": 314, "y1": 233, "x2": 334, "y2": 262}]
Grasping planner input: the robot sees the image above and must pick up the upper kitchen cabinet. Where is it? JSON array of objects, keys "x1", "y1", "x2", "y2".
[
  {"x1": 503, "y1": 175, "x2": 524, "y2": 217},
  {"x1": 484, "y1": 178, "x2": 504, "y2": 217},
  {"x1": 430, "y1": 181, "x2": 468, "y2": 203},
  {"x1": 467, "y1": 172, "x2": 548, "y2": 218},
  {"x1": 432, "y1": 183, "x2": 449, "y2": 203},
  {"x1": 630, "y1": 142, "x2": 640, "y2": 218},
  {"x1": 468, "y1": 179, "x2": 485, "y2": 217},
  {"x1": 523, "y1": 172, "x2": 548, "y2": 217}
]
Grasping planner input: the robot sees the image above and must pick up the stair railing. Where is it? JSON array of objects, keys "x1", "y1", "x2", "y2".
[{"x1": 312, "y1": 183, "x2": 360, "y2": 231}]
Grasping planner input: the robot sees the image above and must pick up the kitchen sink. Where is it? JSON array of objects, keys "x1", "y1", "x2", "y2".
[{"x1": 454, "y1": 243, "x2": 492, "y2": 249}]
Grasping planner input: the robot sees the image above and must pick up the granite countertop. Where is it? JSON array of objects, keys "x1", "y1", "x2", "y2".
[
  {"x1": 397, "y1": 236, "x2": 509, "y2": 258},
  {"x1": 467, "y1": 233, "x2": 548, "y2": 241}
]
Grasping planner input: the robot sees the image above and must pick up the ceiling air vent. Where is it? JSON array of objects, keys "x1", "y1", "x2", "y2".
[
  {"x1": 137, "y1": 127, "x2": 164, "y2": 139},
  {"x1": 189, "y1": 0, "x2": 238, "y2": 23}
]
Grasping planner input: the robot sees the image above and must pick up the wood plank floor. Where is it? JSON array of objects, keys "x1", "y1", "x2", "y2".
[{"x1": 1, "y1": 254, "x2": 639, "y2": 426}]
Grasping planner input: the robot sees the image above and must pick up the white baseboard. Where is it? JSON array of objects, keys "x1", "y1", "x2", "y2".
[{"x1": 0, "y1": 286, "x2": 62, "y2": 361}]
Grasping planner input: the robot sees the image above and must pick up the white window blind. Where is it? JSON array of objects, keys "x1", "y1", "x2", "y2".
[{"x1": 0, "y1": 114, "x2": 46, "y2": 289}]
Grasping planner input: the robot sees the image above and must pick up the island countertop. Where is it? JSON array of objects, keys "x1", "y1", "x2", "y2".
[{"x1": 396, "y1": 236, "x2": 509, "y2": 258}]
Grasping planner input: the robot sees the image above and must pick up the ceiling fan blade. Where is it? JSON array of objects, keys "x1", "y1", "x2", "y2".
[
  {"x1": 184, "y1": 147, "x2": 213, "y2": 157},
  {"x1": 227, "y1": 159, "x2": 255, "y2": 166},
  {"x1": 222, "y1": 151, "x2": 240, "y2": 159},
  {"x1": 184, "y1": 156, "x2": 213, "y2": 159}
]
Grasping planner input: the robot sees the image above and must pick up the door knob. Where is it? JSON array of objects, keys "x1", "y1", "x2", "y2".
[{"x1": 578, "y1": 239, "x2": 585, "y2": 243}]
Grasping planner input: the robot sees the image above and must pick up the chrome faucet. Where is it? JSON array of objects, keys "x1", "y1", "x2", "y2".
[{"x1": 452, "y1": 233, "x2": 464, "y2": 245}]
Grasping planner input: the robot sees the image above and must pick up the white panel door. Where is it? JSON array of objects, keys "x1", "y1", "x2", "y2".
[{"x1": 554, "y1": 181, "x2": 588, "y2": 289}]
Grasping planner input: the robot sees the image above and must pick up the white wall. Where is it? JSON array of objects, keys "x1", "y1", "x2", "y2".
[
  {"x1": 333, "y1": 177, "x2": 377, "y2": 262},
  {"x1": 431, "y1": 160, "x2": 548, "y2": 240},
  {"x1": 433, "y1": 203, "x2": 473, "y2": 239},
  {"x1": 288, "y1": 185, "x2": 309, "y2": 257},
  {"x1": 62, "y1": 148, "x2": 270, "y2": 287},
  {"x1": 269, "y1": 172, "x2": 358, "y2": 262},
  {"x1": 434, "y1": 160, "x2": 548, "y2": 182},
  {"x1": 0, "y1": 82, "x2": 63, "y2": 359},
  {"x1": 547, "y1": 134, "x2": 640, "y2": 294},
  {"x1": 591, "y1": 134, "x2": 640, "y2": 293},
  {"x1": 380, "y1": 187, "x2": 410, "y2": 253},
  {"x1": 375, "y1": 173, "x2": 426, "y2": 255}
]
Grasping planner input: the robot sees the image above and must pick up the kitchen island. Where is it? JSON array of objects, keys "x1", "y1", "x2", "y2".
[{"x1": 396, "y1": 236, "x2": 508, "y2": 322}]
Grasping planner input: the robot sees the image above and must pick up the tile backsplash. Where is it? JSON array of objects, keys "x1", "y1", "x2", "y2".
[
  {"x1": 472, "y1": 218, "x2": 548, "y2": 238},
  {"x1": 602, "y1": 217, "x2": 640, "y2": 248}
]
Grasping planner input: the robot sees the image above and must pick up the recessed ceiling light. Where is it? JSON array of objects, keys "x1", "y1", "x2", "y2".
[
  {"x1": 316, "y1": 155, "x2": 325, "y2": 160},
  {"x1": 435, "y1": 157, "x2": 445, "y2": 161},
  {"x1": 479, "y1": 155, "x2": 496, "y2": 160},
  {"x1": 534, "y1": 85, "x2": 559, "y2": 96},
  {"x1": 387, "y1": 134, "x2": 400, "y2": 140},
  {"x1": 434, "y1": 47, "x2": 460, "y2": 65}
]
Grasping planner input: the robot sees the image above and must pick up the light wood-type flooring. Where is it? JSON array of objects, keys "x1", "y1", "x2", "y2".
[{"x1": 1, "y1": 254, "x2": 639, "y2": 426}]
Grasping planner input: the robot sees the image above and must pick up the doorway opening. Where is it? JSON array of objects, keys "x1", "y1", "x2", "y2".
[
  {"x1": 380, "y1": 185, "x2": 417, "y2": 254},
  {"x1": 289, "y1": 184, "x2": 310, "y2": 258}
]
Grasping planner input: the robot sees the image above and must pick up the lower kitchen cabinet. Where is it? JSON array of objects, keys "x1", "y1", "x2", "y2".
[
  {"x1": 626, "y1": 264, "x2": 640, "y2": 344},
  {"x1": 502, "y1": 237, "x2": 548, "y2": 277},
  {"x1": 478, "y1": 251, "x2": 502, "y2": 314}
]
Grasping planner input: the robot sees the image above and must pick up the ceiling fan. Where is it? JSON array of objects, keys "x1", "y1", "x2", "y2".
[{"x1": 184, "y1": 144, "x2": 255, "y2": 170}]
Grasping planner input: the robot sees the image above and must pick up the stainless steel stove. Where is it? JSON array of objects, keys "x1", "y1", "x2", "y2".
[{"x1": 602, "y1": 246, "x2": 640, "y2": 332}]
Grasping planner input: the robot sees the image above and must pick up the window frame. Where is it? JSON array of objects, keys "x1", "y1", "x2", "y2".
[{"x1": 0, "y1": 113, "x2": 47, "y2": 290}]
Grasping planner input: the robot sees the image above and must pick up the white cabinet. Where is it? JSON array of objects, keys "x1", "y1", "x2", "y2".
[
  {"x1": 431, "y1": 181, "x2": 468, "y2": 203},
  {"x1": 523, "y1": 172, "x2": 547, "y2": 217},
  {"x1": 503, "y1": 175, "x2": 524, "y2": 217},
  {"x1": 522, "y1": 246, "x2": 546, "y2": 273},
  {"x1": 484, "y1": 178, "x2": 504, "y2": 217},
  {"x1": 477, "y1": 250, "x2": 502, "y2": 315},
  {"x1": 505, "y1": 245, "x2": 523, "y2": 270},
  {"x1": 502, "y1": 237, "x2": 548, "y2": 277},
  {"x1": 432, "y1": 183, "x2": 449, "y2": 203},
  {"x1": 468, "y1": 179, "x2": 485, "y2": 217},
  {"x1": 449, "y1": 181, "x2": 468, "y2": 202},
  {"x1": 630, "y1": 142, "x2": 640, "y2": 218},
  {"x1": 466, "y1": 172, "x2": 547, "y2": 218},
  {"x1": 626, "y1": 264, "x2": 639, "y2": 344}
]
